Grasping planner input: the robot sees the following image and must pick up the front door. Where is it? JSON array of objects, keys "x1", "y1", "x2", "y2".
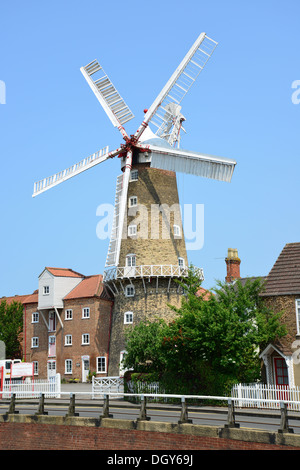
[
  {"x1": 82, "y1": 357, "x2": 90, "y2": 383},
  {"x1": 274, "y1": 357, "x2": 289, "y2": 401}
]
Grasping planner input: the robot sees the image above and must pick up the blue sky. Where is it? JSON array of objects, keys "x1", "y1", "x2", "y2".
[{"x1": 0, "y1": 0, "x2": 299, "y2": 297}]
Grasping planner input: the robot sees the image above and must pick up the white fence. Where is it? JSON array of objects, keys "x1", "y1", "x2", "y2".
[
  {"x1": 231, "y1": 383, "x2": 300, "y2": 410},
  {"x1": 92, "y1": 376, "x2": 124, "y2": 398},
  {"x1": 1, "y1": 374, "x2": 61, "y2": 399}
]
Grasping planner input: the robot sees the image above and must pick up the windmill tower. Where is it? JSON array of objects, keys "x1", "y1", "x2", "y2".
[{"x1": 33, "y1": 32, "x2": 236, "y2": 376}]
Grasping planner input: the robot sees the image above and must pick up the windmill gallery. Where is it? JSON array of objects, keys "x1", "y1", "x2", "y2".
[{"x1": 28, "y1": 32, "x2": 237, "y2": 378}]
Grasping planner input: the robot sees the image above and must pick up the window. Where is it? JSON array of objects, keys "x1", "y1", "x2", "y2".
[
  {"x1": 32, "y1": 312, "x2": 39, "y2": 323},
  {"x1": 124, "y1": 311, "x2": 133, "y2": 324},
  {"x1": 43, "y1": 285, "x2": 50, "y2": 295},
  {"x1": 126, "y1": 254, "x2": 136, "y2": 267},
  {"x1": 296, "y1": 300, "x2": 300, "y2": 335},
  {"x1": 82, "y1": 334, "x2": 90, "y2": 345},
  {"x1": 97, "y1": 356, "x2": 107, "y2": 373},
  {"x1": 130, "y1": 170, "x2": 138, "y2": 181},
  {"x1": 129, "y1": 196, "x2": 137, "y2": 207},
  {"x1": 173, "y1": 224, "x2": 181, "y2": 237},
  {"x1": 128, "y1": 224, "x2": 137, "y2": 237},
  {"x1": 65, "y1": 309, "x2": 73, "y2": 320},
  {"x1": 49, "y1": 311, "x2": 56, "y2": 332},
  {"x1": 125, "y1": 285, "x2": 135, "y2": 297},
  {"x1": 178, "y1": 257, "x2": 185, "y2": 268},
  {"x1": 33, "y1": 361, "x2": 38, "y2": 375},
  {"x1": 31, "y1": 337, "x2": 39, "y2": 348},
  {"x1": 82, "y1": 307, "x2": 90, "y2": 319},
  {"x1": 65, "y1": 334, "x2": 72, "y2": 346},
  {"x1": 65, "y1": 359, "x2": 72, "y2": 374},
  {"x1": 48, "y1": 336, "x2": 56, "y2": 357}
]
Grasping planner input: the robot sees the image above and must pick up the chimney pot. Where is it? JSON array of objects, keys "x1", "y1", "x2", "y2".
[{"x1": 225, "y1": 248, "x2": 241, "y2": 282}]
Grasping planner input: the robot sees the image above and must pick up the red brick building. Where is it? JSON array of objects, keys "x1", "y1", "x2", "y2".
[{"x1": 1, "y1": 267, "x2": 113, "y2": 381}]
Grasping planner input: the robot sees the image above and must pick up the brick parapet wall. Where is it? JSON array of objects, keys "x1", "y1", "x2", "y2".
[{"x1": 0, "y1": 414, "x2": 300, "y2": 450}]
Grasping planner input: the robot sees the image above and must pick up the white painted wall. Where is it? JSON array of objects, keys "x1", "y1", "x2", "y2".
[{"x1": 38, "y1": 269, "x2": 83, "y2": 309}]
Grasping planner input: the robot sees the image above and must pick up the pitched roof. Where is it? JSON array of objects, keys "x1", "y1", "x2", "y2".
[
  {"x1": 262, "y1": 243, "x2": 300, "y2": 296},
  {"x1": 63, "y1": 274, "x2": 112, "y2": 301},
  {"x1": 0, "y1": 294, "x2": 31, "y2": 305},
  {"x1": 44, "y1": 267, "x2": 84, "y2": 278}
]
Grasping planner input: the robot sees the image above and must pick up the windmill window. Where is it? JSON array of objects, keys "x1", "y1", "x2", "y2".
[
  {"x1": 125, "y1": 285, "x2": 135, "y2": 297},
  {"x1": 124, "y1": 311, "x2": 133, "y2": 324},
  {"x1": 130, "y1": 170, "x2": 138, "y2": 181},
  {"x1": 129, "y1": 196, "x2": 137, "y2": 207},
  {"x1": 174, "y1": 224, "x2": 181, "y2": 237},
  {"x1": 126, "y1": 254, "x2": 136, "y2": 267},
  {"x1": 128, "y1": 225, "x2": 137, "y2": 237},
  {"x1": 178, "y1": 257, "x2": 185, "y2": 268}
]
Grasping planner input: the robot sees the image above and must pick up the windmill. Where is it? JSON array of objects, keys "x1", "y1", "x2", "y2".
[{"x1": 33, "y1": 32, "x2": 236, "y2": 375}]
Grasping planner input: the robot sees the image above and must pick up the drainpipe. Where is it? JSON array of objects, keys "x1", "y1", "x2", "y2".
[
  {"x1": 24, "y1": 305, "x2": 26, "y2": 362},
  {"x1": 106, "y1": 300, "x2": 114, "y2": 375}
]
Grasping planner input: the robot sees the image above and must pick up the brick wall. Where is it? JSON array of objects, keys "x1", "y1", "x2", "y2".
[{"x1": 0, "y1": 416, "x2": 300, "y2": 450}]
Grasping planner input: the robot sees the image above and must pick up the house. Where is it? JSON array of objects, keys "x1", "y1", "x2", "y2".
[
  {"x1": 1, "y1": 267, "x2": 113, "y2": 381},
  {"x1": 259, "y1": 243, "x2": 300, "y2": 388}
]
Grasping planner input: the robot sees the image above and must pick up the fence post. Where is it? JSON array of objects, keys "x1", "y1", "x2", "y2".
[
  {"x1": 278, "y1": 402, "x2": 294, "y2": 433},
  {"x1": 102, "y1": 394, "x2": 113, "y2": 418},
  {"x1": 137, "y1": 395, "x2": 151, "y2": 421},
  {"x1": 178, "y1": 396, "x2": 193, "y2": 424},
  {"x1": 35, "y1": 393, "x2": 48, "y2": 415},
  {"x1": 65, "y1": 393, "x2": 79, "y2": 417},
  {"x1": 224, "y1": 399, "x2": 240, "y2": 428},
  {"x1": 7, "y1": 393, "x2": 19, "y2": 415}
]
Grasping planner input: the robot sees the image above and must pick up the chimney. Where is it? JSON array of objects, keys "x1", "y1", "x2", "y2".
[{"x1": 225, "y1": 248, "x2": 241, "y2": 283}]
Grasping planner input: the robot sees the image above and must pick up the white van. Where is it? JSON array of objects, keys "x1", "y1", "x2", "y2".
[{"x1": 0, "y1": 359, "x2": 22, "y2": 382}]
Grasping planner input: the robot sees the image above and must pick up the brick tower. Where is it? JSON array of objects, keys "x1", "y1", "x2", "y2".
[{"x1": 104, "y1": 145, "x2": 193, "y2": 376}]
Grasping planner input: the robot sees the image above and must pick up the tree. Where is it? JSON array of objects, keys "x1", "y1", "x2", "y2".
[
  {"x1": 0, "y1": 300, "x2": 24, "y2": 359},
  {"x1": 123, "y1": 267, "x2": 287, "y2": 394}
]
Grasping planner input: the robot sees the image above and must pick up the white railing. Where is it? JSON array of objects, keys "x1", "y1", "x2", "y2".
[
  {"x1": 92, "y1": 376, "x2": 124, "y2": 399},
  {"x1": 104, "y1": 265, "x2": 204, "y2": 281},
  {"x1": 231, "y1": 383, "x2": 300, "y2": 411},
  {"x1": 1, "y1": 374, "x2": 61, "y2": 399}
]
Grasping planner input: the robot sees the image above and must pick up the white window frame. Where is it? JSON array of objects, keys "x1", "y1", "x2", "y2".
[
  {"x1": 31, "y1": 337, "x2": 39, "y2": 348},
  {"x1": 65, "y1": 334, "x2": 72, "y2": 346},
  {"x1": 173, "y1": 224, "x2": 181, "y2": 237},
  {"x1": 130, "y1": 170, "x2": 138, "y2": 181},
  {"x1": 125, "y1": 285, "x2": 135, "y2": 297},
  {"x1": 65, "y1": 309, "x2": 73, "y2": 320},
  {"x1": 82, "y1": 307, "x2": 90, "y2": 319},
  {"x1": 65, "y1": 359, "x2": 72, "y2": 374},
  {"x1": 126, "y1": 254, "x2": 136, "y2": 267},
  {"x1": 128, "y1": 224, "x2": 137, "y2": 237},
  {"x1": 178, "y1": 257, "x2": 185, "y2": 268},
  {"x1": 33, "y1": 361, "x2": 39, "y2": 375},
  {"x1": 43, "y1": 285, "x2": 50, "y2": 295},
  {"x1": 124, "y1": 311, "x2": 133, "y2": 324},
  {"x1": 129, "y1": 196, "x2": 137, "y2": 207},
  {"x1": 48, "y1": 335, "x2": 56, "y2": 357},
  {"x1": 296, "y1": 299, "x2": 300, "y2": 335},
  {"x1": 32, "y1": 312, "x2": 39, "y2": 323},
  {"x1": 97, "y1": 356, "x2": 107, "y2": 373},
  {"x1": 82, "y1": 333, "x2": 90, "y2": 345}
]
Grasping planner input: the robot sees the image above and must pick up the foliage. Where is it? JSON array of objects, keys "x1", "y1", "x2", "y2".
[
  {"x1": 0, "y1": 300, "x2": 24, "y2": 359},
  {"x1": 123, "y1": 266, "x2": 287, "y2": 395}
]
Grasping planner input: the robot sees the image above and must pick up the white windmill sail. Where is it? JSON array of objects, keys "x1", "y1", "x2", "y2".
[
  {"x1": 81, "y1": 60, "x2": 134, "y2": 139},
  {"x1": 134, "y1": 33, "x2": 218, "y2": 142},
  {"x1": 137, "y1": 142, "x2": 236, "y2": 183},
  {"x1": 105, "y1": 174, "x2": 124, "y2": 267},
  {"x1": 32, "y1": 146, "x2": 121, "y2": 197}
]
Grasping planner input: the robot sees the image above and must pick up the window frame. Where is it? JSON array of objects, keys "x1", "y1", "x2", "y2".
[
  {"x1": 178, "y1": 257, "x2": 185, "y2": 268},
  {"x1": 97, "y1": 356, "x2": 107, "y2": 373},
  {"x1": 31, "y1": 337, "x2": 39, "y2": 348},
  {"x1": 125, "y1": 285, "x2": 135, "y2": 297},
  {"x1": 65, "y1": 309, "x2": 73, "y2": 320},
  {"x1": 129, "y1": 196, "x2": 138, "y2": 207},
  {"x1": 173, "y1": 224, "x2": 181, "y2": 237},
  {"x1": 32, "y1": 312, "x2": 39, "y2": 323},
  {"x1": 130, "y1": 170, "x2": 138, "y2": 181},
  {"x1": 126, "y1": 253, "x2": 136, "y2": 267},
  {"x1": 43, "y1": 285, "x2": 50, "y2": 295},
  {"x1": 124, "y1": 311, "x2": 133, "y2": 324},
  {"x1": 65, "y1": 359, "x2": 72, "y2": 374},
  {"x1": 65, "y1": 334, "x2": 72, "y2": 346},
  {"x1": 128, "y1": 224, "x2": 137, "y2": 237},
  {"x1": 82, "y1": 333, "x2": 90, "y2": 345},
  {"x1": 82, "y1": 307, "x2": 90, "y2": 319}
]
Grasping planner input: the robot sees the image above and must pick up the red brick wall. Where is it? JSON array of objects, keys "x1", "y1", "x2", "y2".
[{"x1": 0, "y1": 422, "x2": 298, "y2": 451}]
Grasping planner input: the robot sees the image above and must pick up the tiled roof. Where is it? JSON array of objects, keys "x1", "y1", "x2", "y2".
[
  {"x1": 63, "y1": 274, "x2": 112, "y2": 301},
  {"x1": 262, "y1": 243, "x2": 300, "y2": 296},
  {"x1": 0, "y1": 294, "x2": 31, "y2": 305},
  {"x1": 45, "y1": 267, "x2": 84, "y2": 278}
]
